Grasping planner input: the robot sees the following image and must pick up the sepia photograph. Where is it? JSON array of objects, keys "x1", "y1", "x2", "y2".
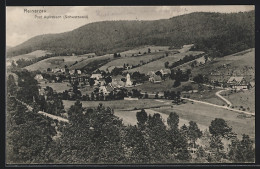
[{"x1": 5, "y1": 5, "x2": 255, "y2": 164}]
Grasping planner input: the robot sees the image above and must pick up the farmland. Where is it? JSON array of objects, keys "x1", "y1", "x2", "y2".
[
  {"x1": 25, "y1": 55, "x2": 90, "y2": 71},
  {"x1": 7, "y1": 50, "x2": 51, "y2": 61},
  {"x1": 62, "y1": 99, "x2": 168, "y2": 110},
  {"x1": 39, "y1": 81, "x2": 71, "y2": 93},
  {"x1": 119, "y1": 45, "x2": 172, "y2": 57},
  {"x1": 99, "y1": 51, "x2": 168, "y2": 72},
  {"x1": 125, "y1": 51, "x2": 204, "y2": 74},
  {"x1": 191, "y1": 48, "x2": 255, "y2": 82}
]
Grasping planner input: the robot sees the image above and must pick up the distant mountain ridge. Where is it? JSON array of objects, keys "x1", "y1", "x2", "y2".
[{"x1": 7, "y1": 11, "x2": 254, "y2": 57}]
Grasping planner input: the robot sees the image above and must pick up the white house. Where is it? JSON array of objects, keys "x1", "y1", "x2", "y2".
[
  {"x1": 69, "y1": 70, "x2": 75, "y2": 75},
  {"x1": 91, "y1": 73, "x2": 102, "y2": 80},
  {"x1": 99, "y1": 86, "x2": 111, "y2": 95},
  {"x1": 34, "y1": 74, "x2": 44, "y2": 80}
]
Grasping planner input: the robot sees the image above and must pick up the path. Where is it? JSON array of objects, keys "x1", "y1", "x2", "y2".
[
  {"x1": 16, "y1": 99, "x2": 69, "y2": 123},
  {"x1": 181, "y1": 97, "x2": 254, "y2": 116},
  {"x1": 215, "y1": 89, "x2": 232, "y2": 107}
]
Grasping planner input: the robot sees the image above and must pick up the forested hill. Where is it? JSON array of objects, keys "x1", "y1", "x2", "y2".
[{"x1": 7, "y1": 11, "x2": 254, "y2": 57}]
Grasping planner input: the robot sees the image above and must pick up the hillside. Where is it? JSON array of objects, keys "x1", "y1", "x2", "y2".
[
  {"x1": 191, "y1": 48, "x2": 255, "y2": 82},
  {"x1": 7, "y1": 11, "x2": 254, "y2": 58},
  {"x1": 125, "y1": 50, "x2": 204, "y2": 74}
]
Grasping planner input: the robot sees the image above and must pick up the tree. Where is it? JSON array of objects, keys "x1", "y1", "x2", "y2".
[
  {"x1": 7, "y1": 74, "x2": 17, "y2": 96},
  {"x1": 167, "y1": 112, "x2": 179, "y2": 131},
  {"x1": 148, "y1": 48, "x2": 151, "y2": 53},
  {"x1": 209, "y1": 118, "x2": 232, "y2": 139},
  {"x1": 89, "y1": 78, "x2": 95, "y2": 87},
  {"x1": 187, "y1": 121, "x2": 202, "y2": 148},
  {"x1": 155, "y1": 92, "x2": 159, "y2": 99},
  {"x1": 146, "y1": 113, "x2": 169, "y2": 162},
  {"x1": 173, "y1": 80, "x2": 181, "y2": 88},
  {"x1": 113, "y1": 53, "x2": 118, "y2": 58},
  {"x1": 228, "y1": 134, "x2": 255, "y2": 162},
  {"x1": 136, "y1": 109, "x2": 148, "y2": 129},
  {"x1": 164, "y1": 61, "x2": 169, "y2": 68},
  {"x1": 155, "y1": 71, "x2": 162, "y2": 77},
  {"x1": 169, "y1": 70, "x2": 175, "y2": 80},
  {"x1": 67, "y1": 100, "x2": 84, "y2": 123},
  {"x1": 210, "y1": 135, "x2": 224, "y2": 155},
  {"x1": 144, "y1": 92, "x2": 148, "y2": 99},
  {"x1": 193, "y1": 74, "x2": 205, "y2": 84},
  {"x1": 105, "y1": 76, "x2": 112, "y2": 85}
]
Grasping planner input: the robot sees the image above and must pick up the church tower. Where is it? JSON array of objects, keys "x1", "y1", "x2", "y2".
[{"x1": 125, "y1": 73, "x2": 132, "y2": 86}]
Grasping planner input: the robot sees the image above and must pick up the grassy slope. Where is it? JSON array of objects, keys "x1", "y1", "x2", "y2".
[
  {"x1": 119, "y1": 45, "x2": 171, "y2": 57},
  {"x1": 62, "y1": 99, "x2": 168, "y2": 110},
  {"x1": 99, "y1": 51, "x2": 167, "y2": 71},
  {"x1": 221, "y1": 87, "x2": 255, "y2": 113},
  {"x1": 25, "y1": 55, "x2": 91, "y2": 71},
  {"x1": 125, "y1": 51, "x2": 204, "y2": 74},
  {"x1": 6, "y1": 50, "x2": 51, "y2": 62},
  {"x1": 191, "y1": 48, "x2": 255, "y2": 81},
  {"x1": 153, "y1": 102, "x2": 255, "y2": 139}
]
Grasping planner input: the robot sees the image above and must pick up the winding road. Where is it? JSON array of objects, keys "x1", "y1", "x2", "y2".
[{"x1": 215, "y1": 89, "x2": 232, "y2": 107}]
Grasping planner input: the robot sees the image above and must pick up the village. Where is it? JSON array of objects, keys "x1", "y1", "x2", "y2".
[{"x1": 5, "y1": 7, "x2": 255, "y2": 164}]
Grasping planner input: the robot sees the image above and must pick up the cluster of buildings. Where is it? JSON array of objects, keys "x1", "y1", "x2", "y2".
[
  {"x1": 210, "y1": 76, "x2": 254, "y2": 90},
  {"x1": 147, "y1": 69, "x2": 171, "y2": 83}
]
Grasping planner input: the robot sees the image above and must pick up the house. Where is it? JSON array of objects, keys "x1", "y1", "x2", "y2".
[
  {"x1": 111, "y1": 79, "x2": 125, "y2": 88},
  {"x1": 76, "y1": 70, "x2": 82, "y2": 75},
  {"x1": 249, "y1": 81, "x2": 255, "y2": 88},
  {"x1": 124, "y1": 97, "x2": 138, "y2": 100},
  {"x1": 61, "y1": 68, "x2": 66, "y2": 73},
  {"x1": 91, "y1": 73, "x2": 102, "y2": 80},
  {"x1": 69, "y1": 70, "x2": 75, "y2": 75},
  {"x1": 227, "y1": 77, "x2": 249, "y2": 90},
  {"x1": 99, "y1": 85, "x2": 114, "y2": 96},
  {"x1": 147, "y1": 71, "x2": 156, "y2": 76},
  {"x1": 34, "y1": 74, "x2": 44, "y2": 80},
  {"x1": 149, "y1": 75, "x2": 162, "y2": 83},
  {"x1": 99, "y1": 86, "x2": 110, "y2": 95},
  {"x1": 160, "y1": 69, "x2": 171, "y2": 76},
  {"x1": 52, "y1": 68, "x2": 61, "y2": 73}
]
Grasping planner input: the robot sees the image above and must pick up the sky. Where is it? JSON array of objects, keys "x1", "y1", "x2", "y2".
[{"x1": 6, "y1": 6, "x2": 254, "y2": 47}]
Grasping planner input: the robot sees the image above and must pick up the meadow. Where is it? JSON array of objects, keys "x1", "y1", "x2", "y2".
[
  {"x1": 221, "y1": 87, "x2": 255, "y2": 113},
  {"x1": 125, "y1": 51, "x2": 204, "y2": 74},
  {"x1": 62, "y1": 99, "x2": 168, "y2": 110}
]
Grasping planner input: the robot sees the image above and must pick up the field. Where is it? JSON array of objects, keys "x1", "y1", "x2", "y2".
[
  {"x1": 191, "y1": 48, "x2": 255, "y2": 82},
  {"x1": 221, "y1": 87, "x2": 255, "y2": 113},
  {"x1": 62, "y1": 99, "x2": 168, "y2": 110},
  {"x1": 99, "y1": 51, "x2": 168, "y2": 71},
  {"x1": 125, "y1": 51, "x2": 204, "y2": 74},
  {"x1": 153, "y1": 102, "x2": 255, "y2": 139},
  {"x1": 25, "y1": 55, "x2": 91, "y2": 71},
  {"x1": 63, "y1": 98, "x2": 255, "y2": 139},
  {"x1": 39, "y1": 81, "x2": 71, "y2": 93},
  {"x1": 119, "y1": 45, "x2": 171, "y2": 57},
  {"x1": 131, "y1": 79, "x2": 193, "y2": 93},
  {"x1": 186, "y1": 88, "x2": 226, "y2": 106},
  {"x1": 7, "y1": 50, "x2": 51, "y2": 61},
  {"x1": 114, "y1": 109, "x2": 207, "y2": 131},
  {"x1": 69, "y1": 54, "x2": 114, "y2": 70}
]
